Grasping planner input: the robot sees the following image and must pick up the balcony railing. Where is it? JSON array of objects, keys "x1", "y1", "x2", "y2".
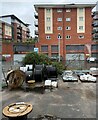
[
  {"x1": 27, "y1": 34, "x2": 30, "y2": 38},
  {"x1": 93, "y1": 33, "x2": 98, "y2": 40},
  {"x1": 35, "y1": 30, "x2": 39, "y2": 35},
  {"x1": 92, "y1": 29, "x2": 98, "y2": 34},
  {"x1": 34, "y1": 21, "x2": 38, "y2": 27},
  {"x1": 17, "y1": 30, "x2": 22, "y2": 34},
  {"x1": 27, "y1": 28, "x2": 30, "y2": 33},
  {"x1": 92, "y1": 22, "x2": 98, "y2": 27},
  {"x1": 17, "y1": 25, "x2": 22, "y2": 30},
  {"x1": 93, "y1": 16, "x2": 98, "y2": 20},
  {"x1": 34, "y1": 12, "x2": 38, "y2": 19},
  {"x1": 17, "y1": 35, "x2": 22, "y2": 39}
]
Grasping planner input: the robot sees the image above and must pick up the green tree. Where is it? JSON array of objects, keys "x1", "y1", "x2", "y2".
[{"x1": 22, "y1": 52, "x2": 65, "y2": 74}]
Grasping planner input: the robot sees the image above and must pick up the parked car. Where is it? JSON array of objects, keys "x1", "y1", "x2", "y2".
[
  {"x1": 89, "y1": 67, "x2": 98, "y2": 76},
  {"x1": 80, "y1": 73, "x2": 96, "y2": 82},
  {"x1": 62, "y1": 70, "x2": 78, "y2": 82},
  {"x1": 86, "y1": 57, "x2": 98, "y2": 63}
]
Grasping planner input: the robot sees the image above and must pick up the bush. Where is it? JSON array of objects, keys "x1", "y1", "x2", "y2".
[
  {"x1": 22, "y1": 52, "x2": 51, "y2": 65},
  {"x1": 22, "y1": 52, "x2": 65, "y2": 74},
  {"x1": 2, "y1": 56, "x2": 6, "y2": 61},
  {"x1": 52, "y1": 61, "x2": 65, "y2": 74}
]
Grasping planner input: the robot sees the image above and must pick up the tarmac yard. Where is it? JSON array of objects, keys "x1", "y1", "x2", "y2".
[{"x1": 1, "y1": 79, "x2": 97, "y2": 119}]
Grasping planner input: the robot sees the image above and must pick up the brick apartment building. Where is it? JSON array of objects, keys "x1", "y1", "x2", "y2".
[
  {"x1": 0, "y1": 15, "x2": 30, "y2": 42},
  {"x1": 92, "y1": 11, "x2": 98, "y2": 57},
  {"x1": 0, "y1": 15, "x2": 33, "y2": 61},
  {"x1": 34, "y1": 3, "x2": 97, "y2": 62}
]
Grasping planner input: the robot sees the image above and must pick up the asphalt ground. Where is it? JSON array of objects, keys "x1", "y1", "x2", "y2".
[
  {"x1": 0, "y1": 61, "x2": 97, "y2": 119},
  {"x1": 0, "y1": 79, "x2": 97, "y2": 119}
]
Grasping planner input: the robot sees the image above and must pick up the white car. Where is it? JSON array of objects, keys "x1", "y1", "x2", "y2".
[
  {"x1": 80, "y1": 74, "x2": 96, "y2": 82},
  {"x1": 62, "y1": 71, "x2": 78, "y2": 82},
  {"x1": 89, "y1": 67, "x2": 98, "y2": 76},
  {"x1": 87, "y1": 57, "x2": 98, "y2": 62}
]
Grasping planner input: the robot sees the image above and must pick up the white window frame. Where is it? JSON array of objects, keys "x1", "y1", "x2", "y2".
[
  {"x1": 46, "y1": 35, "x2": 51, "y2": 39},
  {"x1": 66, "y1": 26, "x2": 71, "y2": 30},
  {"x1": 66, "y1": 9, "x2": 71, "y2": 12},
  {"x1": 79, "y1": 8, "x2": 83, "y2": 12},
  {"x1": 66, "y1": 18, "x2": 71, "y2": 21},
  {"x1": 47, "y1": 17, "x2": 51, "y2": 22},
  {"x1": 57, "y1": 18, "x2": 62, "y2": 22},
  {"x1": 57, "y1": 26, "x2": 62, "y2": 30},
  {"x1": 57, "y1": 9, "x2": 62, "y2": 12},
  {"x1": 79, "y1": 26, "x2": 83, "y2": 30},
  {"x1": 46, "y1": 8, "x2": 51, "y2": 13},
  {"x1": 78, "y1": 35, "x2": 84, "y2": 39},
  {"x1": 47, "y1": 26, "x2": 51, "y2": 31},
  {"x1": 57, "y1": 35, "x2": 62, "y2": 39},
  {"x1": 79, "y1": 17, "x2": 83, "y2": 21},
  {"x1": 66, "y1": 35, "x2": 71, "y2": 39}
]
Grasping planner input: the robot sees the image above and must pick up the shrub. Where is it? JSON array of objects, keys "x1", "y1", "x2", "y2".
[
  {"x1": 2, "y1": 56, "x2": 6, "y2": 61},
  {"x1": 52, "y1": 61, "x2": 65, "y2": 74},
  {"x1": 22, "y1": 52, "x2": 51, "y2": 65},
  {"x1": 22, "y1": 52, "x2": 65, "y2": 74}
]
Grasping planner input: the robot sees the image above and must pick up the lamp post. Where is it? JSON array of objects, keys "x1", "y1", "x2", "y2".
[{"x1": 58, "y1": 33, "x2": 61, "y2": 62}]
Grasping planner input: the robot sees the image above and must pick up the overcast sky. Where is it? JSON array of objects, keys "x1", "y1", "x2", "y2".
[{"x1": 0, "y1": 0, "x2": 98, "y2": 37}]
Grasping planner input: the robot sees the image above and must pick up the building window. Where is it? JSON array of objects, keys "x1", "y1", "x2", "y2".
[
  {"x1": 78, "y1": 35, "x2": 84, "y2": 39},
  {"x1": 57, "y1": 35, "x2": 62, "y2": 39},
  {"x1": 46, "y1": 35, "x2": 51, "y2": 39},
  {"x1": 41, "y1": 45, "x2": 48, "y2": 52},
  {"x1": 47, "y1": 26, "x2": 51, "y2": 31},
  {"x1": 66, "y1": 45, "x2": 84, "y2": 51},
  {"x1": 57, "y1": 9, "x2": 62, "y2": 12},
  {"x1": 66, "y1": 35, "x2": 71, "y2": 39},
  {"x1": 57, "y1": 26, "x2": 62, "y2": 30},
  {"x1": 0, "y1": 34, "x2": 2, "y2": 39},
  {"x1": 51, "y1": 53, "x2": 58, "y2": 59},
  {"x1": 57, "y1": 18, "x2": 62, "y2": 22},
  {"x1": 0, "y1": 29, "x2": 2, "y2": 34},
  {"x1": 66, "y1": 26, "x2": 71, "y2": 30},
  {"x1": 47, "y1": 17, "x2": 51, "y2": 21},
  {"x1": 79, "y1": 26, "x2": 83, "y2": 30},
  {"x1": 66, "y1": 18, "x2": 71, "y2": 21},
  {"x1": 46, "y1": 8, "x2": 51, "y2": 13},
  {"x1": 5, "y1": 30, "x2": 8, "y2": 34},
  {"x1": 43, "y1": 53, "x2": 48, "y2": 56},
  {"x1": 79, "y1": 17, "x2": 83, "y2": 21},
  {"x1": 51, "y1": 45, "x2": 58, "y2": 52},
  {"x1": 91, "y1": 44, "x2": 98, "y2": 51},
  {"x1": 79, "y1": 8, "x2": 83, "y2": 12},
  {"x1": 66, "y1": 9, "x2": 71, "y2": 12}
]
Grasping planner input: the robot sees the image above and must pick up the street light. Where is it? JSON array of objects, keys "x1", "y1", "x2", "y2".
[{"x1": 58, "y1": 33, "x2": 61, "y2": 62}]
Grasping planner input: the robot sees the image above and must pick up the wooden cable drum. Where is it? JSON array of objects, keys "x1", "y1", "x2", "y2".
[
  {"x1": 7, "y1": 70, "x2": 26, "y2": 89},
  {"x1": 3, "y1": 102, "x2": 33, "y2": 118}
]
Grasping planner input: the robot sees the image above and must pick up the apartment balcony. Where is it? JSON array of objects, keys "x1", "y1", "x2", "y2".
[
  {"x1": 35, "y1": 30, "x2": 39, "y2": 35},
  {"x1": 93, "y1": 16, "x2": 98, "y2": 20},
  {"x1": 92, "y1": 22, "x2": 98, "y2": 27},
  {"x1": 34, "y1": 12, "x2": 38, "y2": 19},
  {"x1": 17, "y1": 25, "x2": 22, "y2": 30},
  {"x1": 17, "y1": 35, "x2": 22, "y2": 39},
  {"x1": 92, "y1": 29, "x2": 98, "y2": 34},
  {"x1": 27, "y1": 28, "x2": 30, "y2": 33},
  {"x1": 93, "y1": 33, "x2": 98, "y2": 40},
  {"x1": 34, "y1": 21, "x2": 38, "y2": 27},
  {"x1": 17, "y1": 30, "x2": 22, "y2": 35},
  {"x1": 27, "y1": 34, "x2": 30, "y2": 38},
  {"x1": 92, "y1": 12, "x2": 95, "y2": 17}
]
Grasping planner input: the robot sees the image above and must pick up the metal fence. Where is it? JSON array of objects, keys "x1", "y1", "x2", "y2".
[{"x1": 65, "y1": 60, "x2": 98, "y2": 70}]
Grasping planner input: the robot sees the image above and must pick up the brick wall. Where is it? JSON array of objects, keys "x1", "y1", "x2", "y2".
[{"x1": 35, "y1": 7, "x2": 94, "y2": 60}]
